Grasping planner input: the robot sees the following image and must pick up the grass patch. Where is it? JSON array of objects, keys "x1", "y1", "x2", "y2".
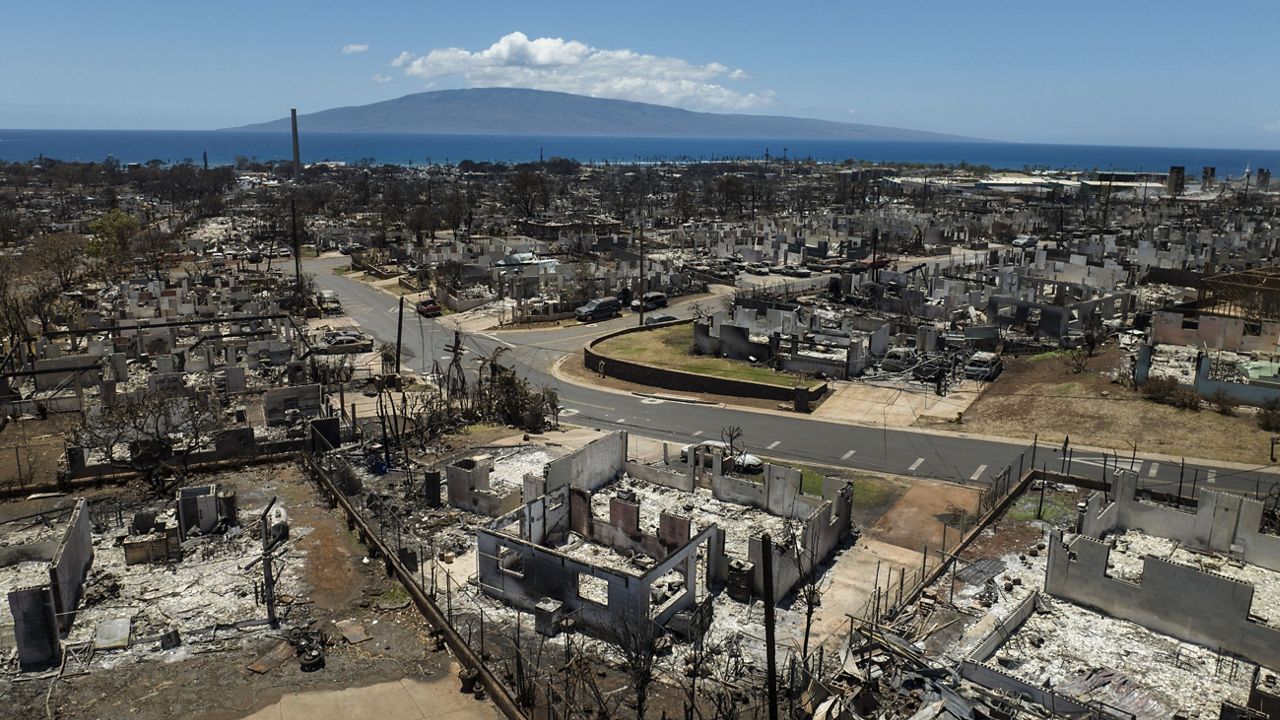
[
  {"x1": 332, "y1": 265, "x2": 354, "y2": 275},
  {"x1": 595, "y1": 324, "x2": 804, "y2": 388},
  {"x1": 773, "y1": 461, "x2": 897, "y2": 502},
  {"x1": 1027, "y1": 350, "x2": 1065, "y2": 362},
  {"x1": 1056, "y1": 382, "x2": 1081, "y2": 394},
  {"x1": 456, "y1": 422, "x2": 503, "y2": 435},
  {"x1": 1006, "y1": 491, "x2": 1075, "y2": 526},
  {"x1": 851, "y1": 476, "x2": 896, "y2": 509},
  {"x1": 378, "y1": 585, "x2": 410, "y2": 604}
]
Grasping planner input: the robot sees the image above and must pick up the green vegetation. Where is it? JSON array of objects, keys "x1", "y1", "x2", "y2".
[
  {"x1": 594, "y1": 324, "x2": 807, "y2": 388},
  {"x1": 332, "y1": 265, "x2": 354, "y2": 275},
  {"x1": 1007, "y1": 491, "x2": 1075, "y2": 526},
  {"x1": 1027, "y1": 350, "x2": 1065, "y2": 362},
  {"x1": 772, "y1": 461, "x2": 901, "y2": 505},
  {"x1": 378, "y1": 585, "x2": 409, "y2": 605},
  {"x1": 1141, "y1": 376, "x2": 1201, "y2": 411}
]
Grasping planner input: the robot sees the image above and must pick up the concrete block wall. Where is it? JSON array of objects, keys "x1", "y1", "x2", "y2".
[
  {"x1": 966, "y1": 592, "x2": 1043, "y2": 663},
  {"x1": 263, "y1": 384, "x2": 322, "y2": 426},
  {"x1": 1151, "y1": 311, "x2": 1280, "y2": 352},
  {"x1": 49, "y1": 500, "x2": 93, "y2": 632},
  {"x1": 7, "y1": 586, "x2": 59, "y2": 670},
  {"x1": 624, "y1": 459, "x2": 694, "y2": 492},
  {"x1": 1079, "y1": 471, "x2": 1280, "y2": 572},
  {"x1": 746, "y1": 480, "x2": 854, "y2": 599},
  {"x1": 475, "y1": 523, "x2": 719, "y2": 637},
  {"x1": 1045, "y1": 530, "x2": 1280, "y2": 669},
  {"x1": 1193, "y1": 353, "x2": 1280, "y2": 408},
  {"x1": 445, "y1": 455, "x2": 520, "y2": 516},
  {"x1": 545, "y1": 430, "x2": 626, "y2": 493},
  {"x1": 568, "y1": 486, "x2": 693, "y2": 563},
  {"x1": 710, "y1": 464, "x2": 810, "y2": 519}
]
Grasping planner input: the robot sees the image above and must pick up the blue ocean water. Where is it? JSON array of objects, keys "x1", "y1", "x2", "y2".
[{"x1": 0, "y1": 129, "x2": 1277, "y2": 174}]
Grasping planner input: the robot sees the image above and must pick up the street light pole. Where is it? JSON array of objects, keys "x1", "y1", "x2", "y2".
[{"x1": 637, "y1": 223, "x2": 646, "y2": 327}]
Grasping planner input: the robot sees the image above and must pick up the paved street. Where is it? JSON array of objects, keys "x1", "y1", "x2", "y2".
[{"x1": 311, "y1": 257, "x2": 1280, "y2": 501}]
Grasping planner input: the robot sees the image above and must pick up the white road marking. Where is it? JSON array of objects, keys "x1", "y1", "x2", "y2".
[
  {"x1": 570, "y1": 399, "x2": 615, "y2": 411},
  {"x1": 841, "y1": 450, "x2": 856, "y2": 460},
  {"x1": 692, "y1": 430, "x2": 704, "y2": 437},
  {"x1": 909, "y1": 457, "x2": 925, "y2": 471},
  {"x1": 970, "y1": 464, "x2": 988, "y2": 481},
  {"x1": 1147, "y1": 462, "x2": 1160, "y2": 478},
  {"x1": 640, "y1": 398, "x2": 664, "y2": 405},
  {"x1": 560, "y1": 408, "x2": 580, "y2": 417},
  {"x1": 766, "y1": 440, "x2": 781, "y2": 450},
  {"x1": 478, "y1": 333, "x2": 514, "y2": 348},
  {"x1": 1206, "y1": 469, "x2": 1217, "y2": 484}
]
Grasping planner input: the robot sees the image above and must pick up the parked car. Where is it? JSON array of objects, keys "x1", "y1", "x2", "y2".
[
  {"x1": 964, "y1": 351, "x2": 1004, "y2": 380},
  {"x1": 575, "y1": 296, "x2": 622, "y2": 322},
  {"x1": 678, "y1": 441, "x2": 764, "y2": 474},
  {"x1": 416, "y1": 300, "x2": 443, "y2": 317},
  {"x1": 643, "y1": 313, "x2": 678, "y2": 325},
  {"x1": 630, "y1": 291, "x2": 668, "y2": 312},
  {"x1": 745, "y1": 263, "x2": 771, "y2": 276},
  {"x1": 881, "y1": 347, "x2": 919, "y2": 373},
  {"x1": 1011, "y1": 236, "x2": 1038, "y2": 249},
  {"x1": 317, "y1": 289, "x2": 342, "y2": 315}
]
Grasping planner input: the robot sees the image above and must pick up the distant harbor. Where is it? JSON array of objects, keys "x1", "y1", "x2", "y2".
[{"x1": 1, "y1": 129, "x2": 1278, "y2": 173}]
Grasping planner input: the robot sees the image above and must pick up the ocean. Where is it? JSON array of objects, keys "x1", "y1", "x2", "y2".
[{"x1": 0, "y1": 129, "x2": 1277, "y2": 174}]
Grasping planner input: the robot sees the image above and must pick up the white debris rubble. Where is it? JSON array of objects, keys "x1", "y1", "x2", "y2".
[
  {"x1": 996, "y1": 595, "x2": 1256, "y2": 719},
  {"x1": 69, "y1": 517, "x2": 306, "y2": 649},
  {"x1": 944, "y1": 535, "x2": 1050, "y2": 659},
  {"x1": 488, "y1": 446, "x2": 554, "y2": 494}
]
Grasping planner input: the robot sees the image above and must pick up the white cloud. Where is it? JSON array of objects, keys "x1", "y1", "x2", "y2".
[
  {"x1": 341, "y1": 43, "x2": 369, "y2": 55},
  {"x1": 371, "y1": 73, "x2": 392, "y2": 84},
  {"x1": 397, "y1": 31, "x2": 772, "y2": 111}
]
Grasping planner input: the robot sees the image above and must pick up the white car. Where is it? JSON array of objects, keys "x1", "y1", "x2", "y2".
[{"x1": 678, "y1": 440, "x2": 764, "y2": 473}]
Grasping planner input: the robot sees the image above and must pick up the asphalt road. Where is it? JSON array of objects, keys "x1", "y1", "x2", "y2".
[{"x1": 310, "y1": 257, "x2": 1280, "y2": 502}]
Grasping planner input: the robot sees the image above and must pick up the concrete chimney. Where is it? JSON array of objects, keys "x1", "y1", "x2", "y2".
[{"x1": 290, "y1": 108, "x2": 301, "y2": 181}]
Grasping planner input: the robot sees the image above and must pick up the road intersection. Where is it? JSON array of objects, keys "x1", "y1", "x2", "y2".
[{"x1": 311, "y1": 256, "x2": 1280, "y2": 502}]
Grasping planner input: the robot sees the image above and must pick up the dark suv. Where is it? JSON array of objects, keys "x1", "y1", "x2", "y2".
[{"x1": 575, "y1": 297, "x2": 622, "y2": 322}]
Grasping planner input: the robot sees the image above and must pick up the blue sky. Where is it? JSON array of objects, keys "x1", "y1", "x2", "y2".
[{"x1": 3, "y1": 0, "x2": 1279, "y2": 148}]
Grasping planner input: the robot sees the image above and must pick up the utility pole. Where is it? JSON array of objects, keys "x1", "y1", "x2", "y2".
[
  {"x1": 259, "y1": 496, "x2": 281, "y2": 629},
  {"x1": 761, "y1": 533, "x2": 779, "y2": 720},
  {"x1": 291, "y1": 198, "x2": 302, "y2": 299},
  {"x1": 637, "y1": 224, "x2": 646, "y2": 327},
  {"x1": 395, "y1": 296, "x2": 405, "y2": 373},
  {"x1": 290, "y1": 108, "x2": 301, "y2": 182}
]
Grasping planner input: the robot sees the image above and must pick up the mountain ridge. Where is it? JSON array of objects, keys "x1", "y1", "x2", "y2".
[{"x1": 224, "y1": 88, "x2": 980, "y2": 142}]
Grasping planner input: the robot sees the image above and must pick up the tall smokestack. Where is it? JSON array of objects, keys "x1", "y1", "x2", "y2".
[{"x1": 290, "y1": 108, "x2": 301, "y2": 181}]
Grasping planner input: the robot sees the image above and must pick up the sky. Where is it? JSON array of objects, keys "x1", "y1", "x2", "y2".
[{"x1": 2, "y1": 0, "x2": 1279, "y2": 149}]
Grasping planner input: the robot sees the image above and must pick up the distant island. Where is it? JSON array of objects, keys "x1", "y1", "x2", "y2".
[{"x1": 225, "y1": 87, "x2": 978, "y2": 142}]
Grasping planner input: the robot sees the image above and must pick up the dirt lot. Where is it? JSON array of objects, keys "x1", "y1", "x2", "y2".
[
  {"x1": 945, "y1": 345, "x2": 1274, "y2": 463},
  {"x1": 3, "y1": 462, "x2": 493, "y2": 720},
  {"x1": 0, "y1": 414, "x2": 77, "y2": 493},
  {"x1": 867, "y1": 479, "x2": 982, "y2": 552},
  {"x1": 814, "y1": 380, "x2": 982, "y2": 428}
]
